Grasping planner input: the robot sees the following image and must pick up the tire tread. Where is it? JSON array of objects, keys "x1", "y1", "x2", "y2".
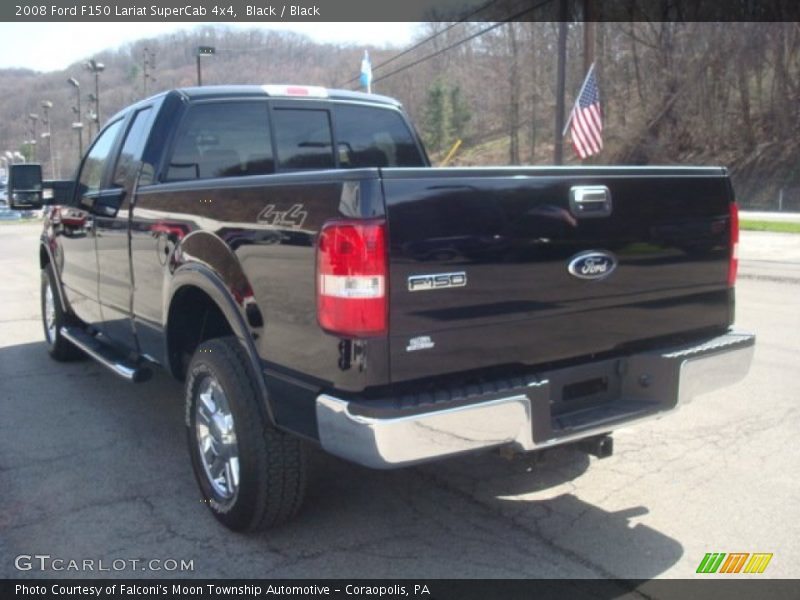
[
  {"x1": 187, "y1": 336, "x2": 307, "y2": 531},
  {"x1": 41, "y1": 264, "x2": 84, "y2": 362}
]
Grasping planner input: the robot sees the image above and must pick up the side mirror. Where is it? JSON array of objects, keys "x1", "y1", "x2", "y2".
[
  {"x1": 8, "y1": 163, "x2": 43, "y2": 210},
  {"x1": 43, "y1": 179, "x2": 75, "y2": 205}
]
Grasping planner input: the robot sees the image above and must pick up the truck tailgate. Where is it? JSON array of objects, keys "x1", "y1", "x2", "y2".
[{"x1": 382, "y1": 167, "x2": 734, "y2": 383}]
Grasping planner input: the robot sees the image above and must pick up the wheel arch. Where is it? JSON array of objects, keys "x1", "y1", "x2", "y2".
[{"x1": 165, "y1": 264, "x2": 275, "y2": 425}]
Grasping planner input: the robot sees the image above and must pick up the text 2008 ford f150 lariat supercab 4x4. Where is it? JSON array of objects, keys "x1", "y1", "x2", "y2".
[{"x1": 8, "y1": 84, "x2": 754, "y2": 532}]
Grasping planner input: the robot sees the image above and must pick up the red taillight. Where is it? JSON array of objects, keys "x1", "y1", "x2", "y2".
[
  {"x1": 728, "y1": 203, "x2": 739, "y2": 287},
  {"x1": 317, "y1": 219, "x2": 387, "y2": 337}
]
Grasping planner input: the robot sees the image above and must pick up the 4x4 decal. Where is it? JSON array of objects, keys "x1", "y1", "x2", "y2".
[{"x1": 257, "y1": 204, "x2": 308, "y2": 228}]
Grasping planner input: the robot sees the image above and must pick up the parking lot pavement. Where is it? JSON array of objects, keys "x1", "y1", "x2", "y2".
[
  {"x1": 739, "y1": 230, "x2": 800, "y2": 283},
  {"x1": 1, "y1": 223, "x2": 798, "y2": 579}
]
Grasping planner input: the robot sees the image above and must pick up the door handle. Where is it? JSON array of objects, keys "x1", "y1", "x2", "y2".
[{"x1": 569, "y1": 185, "x2": 612, "y2": 218}]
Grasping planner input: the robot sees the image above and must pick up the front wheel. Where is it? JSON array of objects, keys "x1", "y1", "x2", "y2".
[
  {"x1": 186, "y1": 336, "x2": 307, "y2": 531},
  {"x1": 40, "y1": 264, "x2": 84, "y2": 361}
]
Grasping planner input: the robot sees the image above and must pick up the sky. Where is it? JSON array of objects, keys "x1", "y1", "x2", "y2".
[{"x1": 0, "y1": 22, "x2": 420, "y2": 72}]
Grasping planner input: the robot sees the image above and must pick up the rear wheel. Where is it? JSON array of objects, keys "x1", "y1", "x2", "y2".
[
  {"x1": 186, "y1": 336, "x2": 307, "y2": 531},
  {"x1": 40, "y1": 264, "x2": 84, "y2": 361}
]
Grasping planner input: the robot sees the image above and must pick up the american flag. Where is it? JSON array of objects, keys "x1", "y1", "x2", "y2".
[{"x1": 569, "y1": 65, "x2": 603, "y2": 159}]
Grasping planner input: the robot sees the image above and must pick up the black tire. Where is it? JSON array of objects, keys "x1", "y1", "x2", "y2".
[
  {"x1": 186, "y1": 336, "x2": 307, "y2": 531},
  {"x1": 40, "y1": 264, "x2": 84, "y2": 361}
]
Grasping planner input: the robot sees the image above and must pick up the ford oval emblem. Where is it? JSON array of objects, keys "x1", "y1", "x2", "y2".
[{"x1": 567, "y1": 251, "x2": 618, "y2": 281}]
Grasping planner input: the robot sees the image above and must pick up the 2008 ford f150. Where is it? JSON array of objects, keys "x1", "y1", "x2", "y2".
[{"x1": 9, "y1": 84, "x2": 754, "y2": 532}]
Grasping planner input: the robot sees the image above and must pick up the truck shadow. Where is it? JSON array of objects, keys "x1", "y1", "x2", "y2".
[
  {"x1": 301, "y1": 449, "x2": 683, "y2": 579},
  {"x1": 0, "y1": 340, "x2": 682, "y2": 580}
]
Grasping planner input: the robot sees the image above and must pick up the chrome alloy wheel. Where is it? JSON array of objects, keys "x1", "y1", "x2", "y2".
[
  {"x1": 195, "y1": 375, "x2": 240, "y2": 499},
  {"x1": 44, "y1": 281, "x2": 57, "y2": 343}
]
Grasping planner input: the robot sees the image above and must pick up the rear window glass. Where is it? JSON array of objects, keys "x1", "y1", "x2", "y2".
[
  {"x1": 166, "y1": 102, "x2": 274, "y2": 181},
  {"x1": 272, "y1": 108, "x2": 335, "y2": 170},
  {"x1": 333, "y1": 105, "x2": 424, "y2": 168}
]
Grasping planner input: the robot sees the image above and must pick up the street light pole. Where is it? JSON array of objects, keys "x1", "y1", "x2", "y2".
[
  {"x1": 71, "y1": 123, "x2": 84, "y2": 164},
  {"x1": 28, "y1": 113, "x2": 39, "y2": 162},
  {"x1": 68, "y1": 77, "x2": 83, "y2": 159},
  {"x1": 41, "y1": 100, "x2": 54, "y2": 177},
  {"x1": 196, "y1": 46, "x2": 216, "y2": 86},
  {"x1": 85, "y1": 59, "x2": 104, "y2": 131},
  {"x1": 86, "y1": 99, "x2": 97, "y2": 139}
]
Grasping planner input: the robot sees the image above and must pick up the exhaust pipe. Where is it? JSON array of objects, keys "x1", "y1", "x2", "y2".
[{"x1": 578, "y1": 434, "x2": 613, "y2": 459}]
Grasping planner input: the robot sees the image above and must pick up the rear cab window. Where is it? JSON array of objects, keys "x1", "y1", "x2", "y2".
[
  {"x1": 332, "y1": 104, "x2": 425, "y2": 168},
  {"x1": 164, "y1": 97, "x2": 425, "y2": 181},
  {"x1": 272, "y1": 108, "x2": 335, "y2": 170}
]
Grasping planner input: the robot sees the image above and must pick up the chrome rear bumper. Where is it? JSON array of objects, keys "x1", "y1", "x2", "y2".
[{"x1": 316, "y1": 331, "x2": 755, "y2": 469}]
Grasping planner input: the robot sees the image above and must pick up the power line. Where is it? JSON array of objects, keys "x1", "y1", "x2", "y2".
[
  {"x1": 355, "y1": 0, "x2": 557, "y2": 89},
  {"x1": 340, "y1": 0, "x2": 504, "y2": 87}
]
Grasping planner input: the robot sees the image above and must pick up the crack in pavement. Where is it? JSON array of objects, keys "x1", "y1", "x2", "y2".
[{"x1": 407, "y1": 465, "x2": 636, "y2": 582}]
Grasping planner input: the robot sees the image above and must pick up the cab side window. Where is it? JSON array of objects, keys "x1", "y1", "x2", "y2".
[
  {"x1": 166, "y1": 102, "x2": 274, "y2": 182},
  {"x1": 113, "y1": 108, "x2": 154, "y2": 187},
  {"x1": 78, "y1": 119, "x2": 124, "y2": 198}
]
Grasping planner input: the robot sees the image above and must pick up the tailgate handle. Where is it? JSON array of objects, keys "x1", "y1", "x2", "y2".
[{"x1": 570, "y1": 185, "x2": 612, "y2": 218}]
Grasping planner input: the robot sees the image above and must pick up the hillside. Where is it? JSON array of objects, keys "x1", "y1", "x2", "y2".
[
  {"x1": 0, "y1": 26, "x2": 396, "y2": 178},
  {"x1": 3, "y1": 22, "x2": 799, "y2": 210}
]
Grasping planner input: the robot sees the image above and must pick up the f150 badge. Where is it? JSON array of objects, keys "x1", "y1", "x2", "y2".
[
  {"x1": 408, "y1": 271, "x2": 467, "y2": 292},
  {"x1": 406, "y1": 336, "x2": 435, "y2": 352},
  {"x1": 567, "y1": 251, "x2": 618, "y2": 280}
]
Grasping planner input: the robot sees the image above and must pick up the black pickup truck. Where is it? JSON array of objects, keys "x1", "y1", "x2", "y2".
[{"x1": 9, "y1": 84, "x2": 754, "y2": 532}]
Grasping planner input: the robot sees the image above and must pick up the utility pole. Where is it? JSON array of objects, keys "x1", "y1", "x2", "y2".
[
  {"x1": 554, "y1": 0, "x2": 568, "y2": 165},
  {"x1": 143, "y1": 47, "x2": 156, "y2": 96},
  {"x1": 508, "y1": 23, "x2": 520, "y2": 165},
  {"x1": 196, "y1": 46, "x2": 216, "y2": 86},
  {"x1": 583, "y1": 0, "x2": 595, "y2": 74}
]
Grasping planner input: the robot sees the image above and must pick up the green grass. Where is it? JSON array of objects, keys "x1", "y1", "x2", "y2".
[{"x1": 740, "y1": 219, "x2": 800, "y2": 234}]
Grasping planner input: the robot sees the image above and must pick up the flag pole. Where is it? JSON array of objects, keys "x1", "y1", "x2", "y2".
[
  {"x1": 360, "y1": 50, "x2": 372, "y2": 94},
  {"x1": 562, "y1": 61, "x2": 596, "y2": 138}
]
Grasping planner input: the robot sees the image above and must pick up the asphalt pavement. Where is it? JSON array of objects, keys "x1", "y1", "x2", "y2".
[{"x1": 1, "y1": 223, "x2": 798, "y2": 579}]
